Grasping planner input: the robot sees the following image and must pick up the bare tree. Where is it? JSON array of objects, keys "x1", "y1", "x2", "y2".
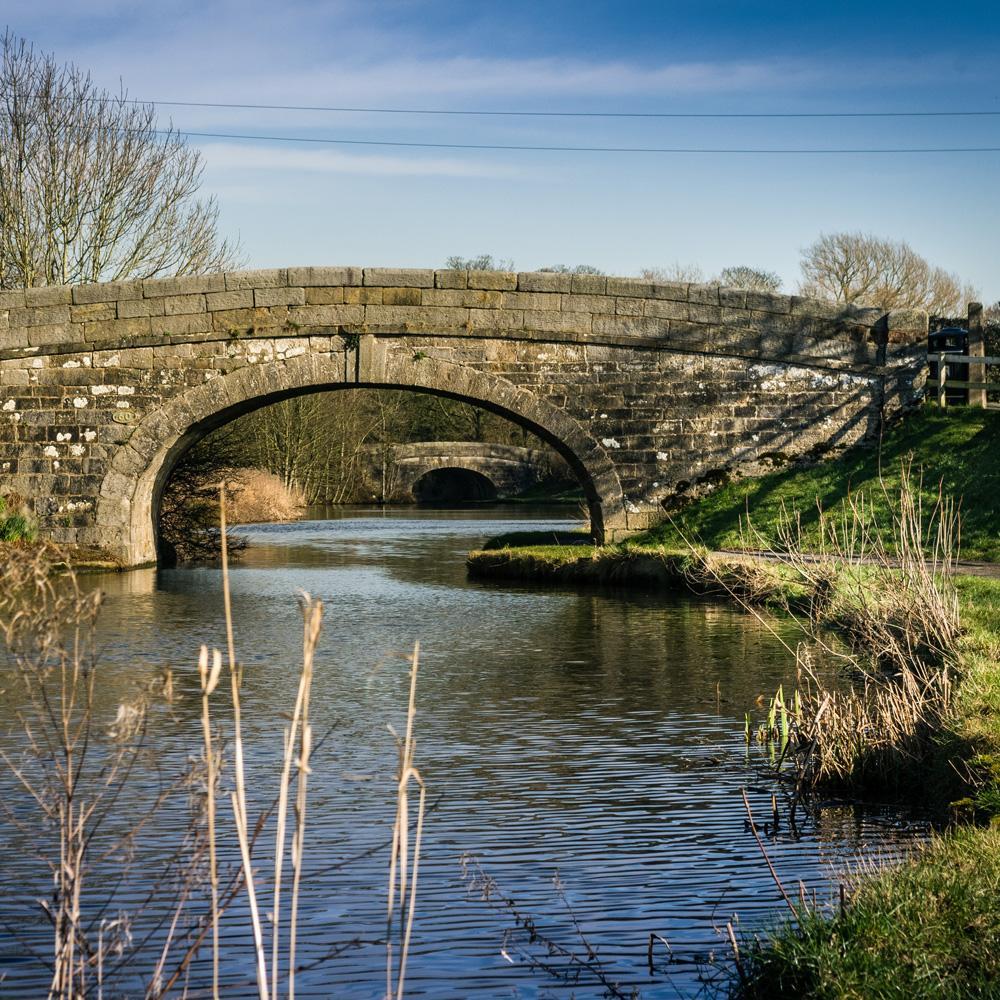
[
  {"x1": 798, "y1": 232, "x2": 977, "y2": 315},
  {"x1": 639, "y1": 262, "x2": 706, "y2": 283},
  {"x1": 0, "y1": 31, "x2": 239, "y2": 288},
  {"x1": 444, "y1": 254, "x2": 514, "y2": 271},
  {"x1": 539, "y1": 264, "x2": 604, "y2": 274},
  {"x1": 717, "y1": 265, "x2": 782, "y2": 292}
]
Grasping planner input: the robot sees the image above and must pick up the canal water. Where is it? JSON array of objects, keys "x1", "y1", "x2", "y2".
[{"x1": 0, "y1": 507, "x2": 925, "y2": 997}]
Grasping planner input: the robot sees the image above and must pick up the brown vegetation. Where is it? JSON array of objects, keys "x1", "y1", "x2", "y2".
[
  {"x1": 0, "y1": 516, "x2": 426, "y2": 997},
  {"x1": 223, "y1": 468, "x2": 307, "y2": 524}
]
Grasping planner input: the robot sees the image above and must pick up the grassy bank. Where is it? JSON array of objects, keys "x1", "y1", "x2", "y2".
[
  {"x1": 0, "y1": 540, "x2": 123, "y2": 574},
  {"x1": 636, "y1": 407, "x2": 1000, "y2": 562},
  {"x1": 735, "y1": 824, "x2": 1000, "y2": 1000}
]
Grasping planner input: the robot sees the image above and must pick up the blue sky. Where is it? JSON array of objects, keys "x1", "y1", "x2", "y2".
[{"x1": 7, "y1": 1, "x2": 1000, "y2": 299}]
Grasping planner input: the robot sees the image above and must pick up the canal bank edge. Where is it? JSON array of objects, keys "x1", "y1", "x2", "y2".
[
  {"x1": 466, "y1": 544, "x2": 1000, "y2": 996},
  {"x1": 466, "y1": 419, "x2": 1000, "y2": 996}
]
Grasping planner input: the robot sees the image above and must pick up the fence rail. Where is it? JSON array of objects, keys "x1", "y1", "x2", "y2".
[{"x1": 927, "y1": 352, "x2": 1000, "y2": 407}]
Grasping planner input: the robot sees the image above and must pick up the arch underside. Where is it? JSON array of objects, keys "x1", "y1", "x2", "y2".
[
  {"x1": 411, "y1": 467, "x2": 499, "y2": 503},
  {"x1": 98, "y1": 349, "x2": 625, "y2": 566}
]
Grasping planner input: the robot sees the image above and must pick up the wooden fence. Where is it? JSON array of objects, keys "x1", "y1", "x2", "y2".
[{"x1": 927, "y1": 353, "x2": 1000, "y2": 408}]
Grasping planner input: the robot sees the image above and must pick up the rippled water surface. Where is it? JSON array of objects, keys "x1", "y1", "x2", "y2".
[{"x1": 0, "y1": 507, "x2": 925, "y2": 997}]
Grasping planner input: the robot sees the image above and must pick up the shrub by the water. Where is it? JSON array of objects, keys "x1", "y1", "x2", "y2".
[
  {"x1": 0, "y1": 494, "x2": 36, "y2": 542},
  {"x1": 223, "y1": 468, "x2": 306, "y2": 524},
  {"x1": 734, "y1": 825, "x2": 1000, "y2": 1000}
]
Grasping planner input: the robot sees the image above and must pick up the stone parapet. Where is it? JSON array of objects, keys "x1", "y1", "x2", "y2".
[{"x1": 0, "y1": 269, "x2": 923, "y2": 374}]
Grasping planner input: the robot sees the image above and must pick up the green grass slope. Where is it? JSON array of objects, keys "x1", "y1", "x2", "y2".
[{"x1": 634, "y1": 407, "x2": 1000, "y2": 563}]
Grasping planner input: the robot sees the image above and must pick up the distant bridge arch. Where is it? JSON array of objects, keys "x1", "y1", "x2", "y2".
[
  {"x1": 363, "y1": 441, "x2": 562, "y2": 502},
  {"x1": 411, "y1": 467, "x2": 498, "y2": 503}
]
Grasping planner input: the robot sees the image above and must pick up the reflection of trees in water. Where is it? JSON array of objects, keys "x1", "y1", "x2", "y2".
[{"x1": 442, "y1": 589, "x2": 829, "y2": 728}]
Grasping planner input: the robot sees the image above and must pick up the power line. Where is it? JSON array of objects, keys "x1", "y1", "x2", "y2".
[
  {"x1": 159, "y1": 128, "x2": 1000, "y2": 154},
  {"x1": 89, "y1": 97, "x2": 1000, "y2": 119}
]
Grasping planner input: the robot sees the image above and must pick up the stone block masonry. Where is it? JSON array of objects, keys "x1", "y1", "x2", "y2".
[{"x1": 0, "y1": 269, "x2": 927, "y2": 566}]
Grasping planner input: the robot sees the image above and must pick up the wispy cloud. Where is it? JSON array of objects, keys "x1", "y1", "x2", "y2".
[{"x1": 199, "y1": 142, "x2": 520, "y2": 178}]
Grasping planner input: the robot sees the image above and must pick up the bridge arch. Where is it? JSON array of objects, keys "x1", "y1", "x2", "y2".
[
  {"x1": 412, "y1": 467, "x2": 498, "y2": 503},
  {"x1": 96, "y1": 349, "x2": 625, "y2": 566}
]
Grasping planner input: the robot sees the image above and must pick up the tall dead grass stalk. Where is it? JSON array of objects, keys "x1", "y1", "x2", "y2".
[
  {"x1": 715, "y1": 461, "x2": 962, "y2": 793},
  {"x1": 386, "y1": 643, "x2": 426, "y2": 1000},
  {"x1": 197, "y1": 645, "x2": 224, "y2": 1000}
]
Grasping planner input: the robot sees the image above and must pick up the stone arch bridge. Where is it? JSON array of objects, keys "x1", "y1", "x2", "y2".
[
  {"x1": 0, "y1": 267, "x2": 926, "y2": 567},
  {"x1": 360, "y1": 441, "x2": 564, "y2": 502}
]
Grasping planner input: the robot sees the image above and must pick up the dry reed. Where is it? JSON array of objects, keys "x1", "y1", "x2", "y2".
[
  {"x1": 386, "y1": 643, "x2": 426, "y2": 1000},
  {"x1": 737, "y1": 461, "x2": 963, "y2": 793},
  {"x1": 0, "y1": 495, "x2": 427, "y2": 997},
  {"x1": 222, "y1": 468, "x2": 306, "y2": 525},
  {"x1": 197, "y1": 645, "x2": 224, "y2": 1000}
]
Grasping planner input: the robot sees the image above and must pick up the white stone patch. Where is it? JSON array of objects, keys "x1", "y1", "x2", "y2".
[
  {"x1": 90, "y1": 385, "x2": 114, "y2": 395},
  {"x1": 625, "y1": 501, "x2": 640, "y2": 513},
  {"x1": 752, "y1": 434, "x2": 760, "y2": 442},
  {"x1": 748, "y1": 363, "x2": 793, "y2": 391},
  {"x1": 83, "y1": 430, "x2": 97, "y2": 442},
  {"x1": 601, "y1": 437, "x2": 621, "y2": 449},
  {"x1": 69, "y1": 444, "x2": 85, "y2": 457},
  {"x1": 43, "y1": 445, "x2": 58, "y2": 458},
  {"x1": 96, "y1": 355, "x2": 120, "y2": 368},
  {"x1": 599, "y1": 413, "x2": 608, "y2": 419},
  {"x1": 116, "y1": 385, "x2": 134, "y2": 395},
  {"x1": 31, "y1": 359, "x2": 43, "y2": 369},
  {"x1": 246, "y1": 344, "x2": 276, "y2": 364},
  {"x1": 72, "y1": 396, "x2": 88, "y2": 408},
  {"x1": 656, "y1": 451, "x2": 669, "y2": 461},
  {"x1": 59, "y1": 500, "x2": 93, "y2": 513},
  {"x1": 1, "y1": 399, "x2": 15, "y2": 411},
  {"x1": 56, "y1": 432, "x2": 72, "y2": 442},
  {"x1": 116, "y1": 400, "x2": 130, "y2": 409},
  {"x1": 62, "y1": 359, "x2": 81, "y2": 368},
  {"x1": 279, "y1": 346, "x2": 306, "y2": 360},
  {"x1": 53, "y1": 460, "x2": 60, "y2": 470}
]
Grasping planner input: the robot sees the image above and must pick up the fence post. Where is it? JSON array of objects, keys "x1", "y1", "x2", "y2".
[
  {"x1": 937, "y1": 356, "x2": 948, "y2": 407},
  {"x1": 968, "y1": 302, "x2": 986, "y2": 408}
]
